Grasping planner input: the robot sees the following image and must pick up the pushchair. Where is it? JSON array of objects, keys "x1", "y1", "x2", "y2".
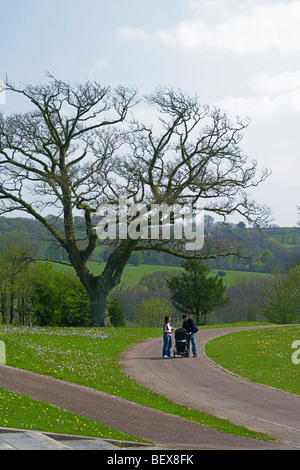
[{"x1": 173, "y1": 328, "x2": 189, "y2": 357}]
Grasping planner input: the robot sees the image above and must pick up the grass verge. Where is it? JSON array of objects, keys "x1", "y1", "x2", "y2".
[
  {"x1": 205, "y1": 325, "x2": 300, "y2": 395},
  {"x1": 0, "y1": 388, "x2": 145, "y2": 442}
]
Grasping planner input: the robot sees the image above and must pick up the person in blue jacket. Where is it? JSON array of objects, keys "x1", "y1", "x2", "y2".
[{"x1": 182, "y1": 314, "x2": 198, "y2": 357}]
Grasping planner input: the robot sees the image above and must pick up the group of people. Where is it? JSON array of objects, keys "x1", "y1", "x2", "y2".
[{"x1": 162, "y1": 314, "x2": 198, "y2": 358}]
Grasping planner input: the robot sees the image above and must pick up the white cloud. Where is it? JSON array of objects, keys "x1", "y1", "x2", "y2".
[
  {"x1": 250, "y1": 70, "x2": 300, "y2": 96},
  {"x1": 119, "y1": 1, "x2": 300, "y2": 56},
  {"x1": 213, "y1": 69, "x2": 300, "y2": 123}
]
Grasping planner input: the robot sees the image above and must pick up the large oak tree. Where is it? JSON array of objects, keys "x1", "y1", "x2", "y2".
[{"x1": 0, "y1": 76, "x2": 270, "y2": 325}]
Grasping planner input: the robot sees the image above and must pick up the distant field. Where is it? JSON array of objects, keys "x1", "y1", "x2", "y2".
[
  {"x1": 50, "y1": 262, "x2": 182, "y2": 288},
  {"x1": 214, "y1": 270, "x2": 270, "y2": 286},
  {"x1": 50, "y1": 261, "x2": 270, "y2": 288}
]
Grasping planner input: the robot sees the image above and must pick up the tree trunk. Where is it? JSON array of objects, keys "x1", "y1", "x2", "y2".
[
  {"x1": 90, "y1": 290, "x2": 109, "y2": 327},
  {"x1": 9, "y1": 290, "x2": 14, "y2": 325},
  {"x1": 1, "y1": 291, "x2": 7, "y2": 325},
  {"x1": 68, "y1": 239, "x2": 137, "y2": 327}
]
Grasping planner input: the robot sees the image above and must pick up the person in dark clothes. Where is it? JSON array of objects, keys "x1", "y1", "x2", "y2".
[{"x1": 182, "y1": 314, "x2": 198, "y2": 357}]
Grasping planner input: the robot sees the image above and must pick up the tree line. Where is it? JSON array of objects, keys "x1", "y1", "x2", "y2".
[
  {"x1": 111, "y1": 264, "x2": 300, "y2": 327},
  {"x1": 1, "y1": 233, "x2": 299, "y2": 327},
  {"x1": 1, "y1": 216, "x2": 300, "y2": 274}
]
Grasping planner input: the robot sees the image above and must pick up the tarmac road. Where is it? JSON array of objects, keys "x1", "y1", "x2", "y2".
[
  {"x1": 0, "y1": 325, "x2": 299, "y2": 450},
  {"x1": 120, "y1": 325, "x2": 300, "y2": 449}
]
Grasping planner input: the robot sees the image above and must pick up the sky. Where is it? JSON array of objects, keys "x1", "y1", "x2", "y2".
[{"x1": 1, "y1": 0, "x2": 300, "y2": 227}]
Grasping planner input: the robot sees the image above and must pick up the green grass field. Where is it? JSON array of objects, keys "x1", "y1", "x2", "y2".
[
  {"x1": 51, "y1": 261, "x2": 182, "y2": 287},
  {"x1": 50, "y1": 261, "x2": 269, "y2": 288},
  {"x1": 0, "y1": 324, "x2": 274, "y2": 442}
]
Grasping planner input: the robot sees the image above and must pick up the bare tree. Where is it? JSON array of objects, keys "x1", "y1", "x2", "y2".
[
  {"x1": 0, "y1": 77, "x2": 271, "y2": 325},
  {"x1": 258, "y1": 267, "x2": 300, "y2": 324}
]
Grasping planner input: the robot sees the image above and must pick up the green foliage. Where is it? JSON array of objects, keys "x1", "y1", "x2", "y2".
[
  {"x1": 32, "y1": 264, "x2": 91, "y2": 327},
  {"x1": 108, "y1": 298, "x2": 125, "y2": 327},
  {"x1": 0, "y1": 233, "x2": 34, "y2": 325},
  {"x1": 167, "y1": 259, "x2": 230, "y2": 325},
  {"x1": 0, "y1": 241, "x2": 92, "y2": 326},
  {"x1": 137, "y1": 297, "x2": 173, "y2": 327}
]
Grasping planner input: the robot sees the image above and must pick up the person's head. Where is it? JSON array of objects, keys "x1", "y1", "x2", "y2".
[
  {"x1": 164, "y1": 315, "x2": 171, "y2": 323},
  {"x1": 182, "y1": 314, "x2": 189, "y2": 320}
]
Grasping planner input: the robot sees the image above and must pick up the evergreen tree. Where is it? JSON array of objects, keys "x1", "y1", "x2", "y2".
[{"x1": 167, "y1": 260, "x2": 229, "y2": 325}]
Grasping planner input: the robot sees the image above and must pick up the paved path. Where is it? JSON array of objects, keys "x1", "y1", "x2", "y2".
[
  {"x1": 0, "y1": 427, "x2": 125, "y2": 450},
  {"x1": 120, "y1": 325, "x2": 300, "y2": 449},
  {"x1": 0, "y1": 325, "x2": 299, "y2": 450},
  {"x1": 1, "y1": 364, "x2": 294, "y2": 450}
]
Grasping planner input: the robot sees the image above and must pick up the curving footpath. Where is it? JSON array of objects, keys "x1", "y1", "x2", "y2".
[
  {"x1": 120, "y1": 325, "x2": 300, "y2": 449},
  {"x1": 0, "y1": 325, "x2": 299, "y2": 450}
]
